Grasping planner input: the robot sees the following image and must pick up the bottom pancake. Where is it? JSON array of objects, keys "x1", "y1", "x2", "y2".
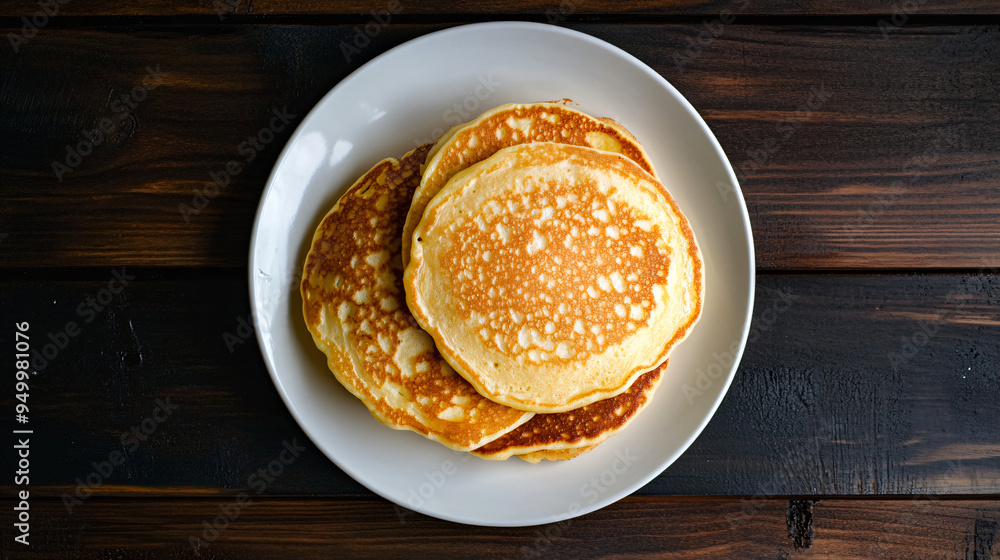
[
  {"x1": 301, "y1": 144, "x2": 534, "y2": 451},
  {"x1": 517, "y1": 446, "x2": 596, "y2": 463},
  {"x1": 473, "y1": 365, "x2": 664, "y2": 461}
]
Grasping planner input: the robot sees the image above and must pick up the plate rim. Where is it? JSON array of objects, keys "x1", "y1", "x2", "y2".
[{"x1": 248, "y1": 20, "x2": 755, "y2": 527}]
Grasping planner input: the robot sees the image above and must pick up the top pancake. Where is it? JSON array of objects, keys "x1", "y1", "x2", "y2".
[
  {"x1": 401, "y1": 101, "x2": 657, "y2": 267},
  {"x1": 301, "y1": 144, "x2": 533, "y2": 451},
  {"x1": 405, "y1": 142, "x2": 703, "y2": 413}
]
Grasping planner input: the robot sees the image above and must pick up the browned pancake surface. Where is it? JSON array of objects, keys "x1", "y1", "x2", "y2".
[{"x1": 473, "y1": 365, "x2": 663, "y2": 461}]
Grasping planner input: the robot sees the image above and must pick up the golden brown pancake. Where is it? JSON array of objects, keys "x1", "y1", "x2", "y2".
[
  {"x1": 401, "y1": 101, "x2": 658, "y2": 267},
  {"x1": 474, "y1": 365, "x2": 663, "y2": 461},
  {"x1": 301, "y1": 145, "x2": 533, "y2": 451},
  {"x1": 405, "y1": 142, "x2": 703, "y2": 413},
  {"x1": 517, "y1": 446, "x2": 595, "y2": 463}
]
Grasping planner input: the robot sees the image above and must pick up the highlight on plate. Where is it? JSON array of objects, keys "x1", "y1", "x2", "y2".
[{"x1": 301, "y1": 100, "x2": 704, "y2": 462}]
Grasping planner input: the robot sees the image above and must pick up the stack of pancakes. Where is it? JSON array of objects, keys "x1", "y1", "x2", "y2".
[{"x1": 301, "y1": 101, "x2": 703, "y2": 462}]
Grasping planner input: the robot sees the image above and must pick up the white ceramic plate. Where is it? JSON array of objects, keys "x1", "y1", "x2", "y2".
[{"x1": 250, "y1": 21, "x2": 754, "y2": 527}]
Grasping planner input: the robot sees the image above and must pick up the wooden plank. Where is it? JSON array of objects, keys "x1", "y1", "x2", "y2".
[
  {"x1": 1, "y1": 0, "x2": 998, "y2": 17},
  {"x1": 1, "y1": 24, "x2": 998, "y2": 270},
  {"x1": 2, "y1": 496, "x2": 999, "y2": 558},
  {"x1": 1, "y1": 273, "x2": 998, "y2": 498}
]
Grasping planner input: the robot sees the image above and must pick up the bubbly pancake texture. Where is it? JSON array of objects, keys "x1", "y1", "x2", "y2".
[
  {"x1": 301, "y1": 145, "x2": 533, "y2": 451},
  {"x1": 472, "y1": 365, "x2": 663, "y2": 461},
  {"x1": 401, "y1": 101, "x2": 657, "y2": 267},
  {"x1": 406, "y1": 142, "x2": 703, "y2": 413}
]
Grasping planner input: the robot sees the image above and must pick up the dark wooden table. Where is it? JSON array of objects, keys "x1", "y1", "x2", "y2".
[{"x1": 2, "y1": 2, "x2": 999, "y2": 558}]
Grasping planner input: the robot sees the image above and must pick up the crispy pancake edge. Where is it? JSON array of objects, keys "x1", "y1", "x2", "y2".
[{"x1": 472, "y1": 365, "x2": 664, "y2": 461}]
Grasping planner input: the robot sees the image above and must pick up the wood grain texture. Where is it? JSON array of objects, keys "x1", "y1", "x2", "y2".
[
  {"x1": 0, "y1": 0, "x2": 998, "y2": 17},
  {"x1": 1, "y1": 24, "x2": 998, "y2": 270},
  {"x1": 1, "y1": 273, "x2": 998, "y2": 498},
  {"x1": 2, "y1": 496, "x2": 999, "y2": 558}
]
